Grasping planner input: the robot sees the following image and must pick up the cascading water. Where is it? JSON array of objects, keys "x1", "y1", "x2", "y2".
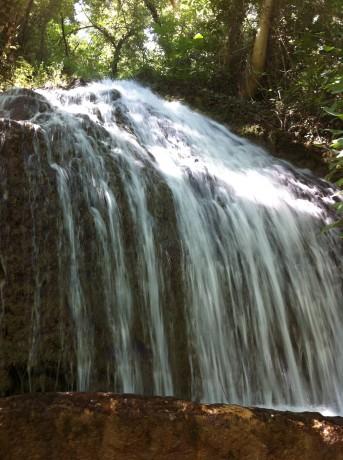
[{"x1": 0, "y1": 80, "x2": 342, "y2": 414}]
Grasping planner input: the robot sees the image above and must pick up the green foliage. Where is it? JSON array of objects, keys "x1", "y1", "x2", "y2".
[
  {"x1": 11, "y1": 58, "x2": 67, "y2": 88},
  {"x1": 262, "y1": 1, "x2": 343, "y2": 119},
  {"x1": 147, "y1": 0, "x2": 218, "y2": 83},
  {"x1": 324, "y1": 76, "x2": 343, "y2": 236},
  {"x1": 1, "y1": 0, "x2": 340, "y2": 96}
]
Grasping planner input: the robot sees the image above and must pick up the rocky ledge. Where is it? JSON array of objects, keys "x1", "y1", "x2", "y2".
[{"x1": 0, "y1": 393, "x2": 342, "y2": 460}]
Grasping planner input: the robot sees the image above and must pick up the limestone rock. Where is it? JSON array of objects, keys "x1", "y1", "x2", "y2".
[
  {"x1": 0, "y1": 393, "x2": 342, "y2": 460},
  {"x1": 0, "y1": 119, "x2": 75, "y2": 394},
  {"x1": 0, "y1": 88, "x2": 51, "y2": 120}
]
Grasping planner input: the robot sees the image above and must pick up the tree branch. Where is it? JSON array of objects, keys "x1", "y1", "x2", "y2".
[
  {"x1": 143, "y1": 0, "x2": 161, "y2": 26},
  {"x1": 60, "y1": 15, "x2": 70, "y2": 57}
]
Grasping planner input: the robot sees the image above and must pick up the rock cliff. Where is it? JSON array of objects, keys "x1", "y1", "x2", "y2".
[{"x1": 1, "y1": 84, "x2": 342, "y2": 412}]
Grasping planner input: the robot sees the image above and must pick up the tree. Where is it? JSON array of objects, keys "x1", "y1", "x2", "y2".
[
  {"x1": 1, "y1": 0, "x2": 342, "y2": 114},
  {"x1": 0, "y1": 0, "x2": 35, "y2": 76},
  {"x1": 212, "y1": 0, "x2": 249, "y2": 90},
  {"x1": 242, "y1": 0, "x2": 275, "y2": 97},
  {"x1": 143, "y1": 0, "x2": 161, "y2": 26},
  {"x1": 70, "y1": 0, "x2": 148, "y2": 77}
]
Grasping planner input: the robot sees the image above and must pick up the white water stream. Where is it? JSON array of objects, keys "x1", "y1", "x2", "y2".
[{"x1": 2, "y1": 80, "x2": 342, "y2": 414}]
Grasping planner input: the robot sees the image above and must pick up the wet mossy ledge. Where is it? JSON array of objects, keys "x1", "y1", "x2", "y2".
[{"x1": 0, "y1": 393, "x2": 343, "y2": 460}]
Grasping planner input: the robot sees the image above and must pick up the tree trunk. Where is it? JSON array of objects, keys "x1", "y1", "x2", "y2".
[
  {"x1": 143, "y1": 0, "x2": 161, "y2": 25},
  {"x1": 60, "y1": 15, "x2": 70, "y2": 58},
  {"x1": 17, "y1": 0, "x2": 35, "y2": 50},
  {"x1": 111, "y1": 30, "x2": 134, "y2": 77},
  {"x1": 37, "y1": 21, "x2": 48, "y2": 63},
  {"x1": 0, "y1": 0, "x2": 33, "y2": 75},
  {"x1": 0, "y1": 0, "x2": 20, "y2": 57},
  {"x1": 242, "y1": 0, "x2": 275, "y2": 97},
  {"x1": 222, "y1": 0, "x2": 247, "y2": 90}
]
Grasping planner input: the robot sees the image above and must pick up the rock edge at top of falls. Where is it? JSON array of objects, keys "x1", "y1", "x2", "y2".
[{"x1": 0, "y1": 393, "x2": 343, "y2": 460}]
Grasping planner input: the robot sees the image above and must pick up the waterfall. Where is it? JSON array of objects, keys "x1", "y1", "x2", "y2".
[{"x1": 0, "y1": 80, "x2": 342, "y2": 414}]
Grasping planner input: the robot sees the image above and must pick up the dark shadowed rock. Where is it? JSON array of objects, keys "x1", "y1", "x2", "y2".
[
  {"x1": 0, "y1": 393, "x2": 342, "y2": 460},
  {"x1": 0, "y1": 118, "x2": 76, "y2": 395},
  {"x1": 66, "y1": 77, "x2": 89, "y2": 89},
  {"x1": 100, "y1": 88, "x2": 121, "y2": 102},
  {"x1": 0, "y1": 88, "x2": 51, "y2": 120}
]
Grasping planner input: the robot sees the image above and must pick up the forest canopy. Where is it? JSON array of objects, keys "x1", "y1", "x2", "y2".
[{"x1": 0, "y1": 0, "x2": 342, "y2": 102}]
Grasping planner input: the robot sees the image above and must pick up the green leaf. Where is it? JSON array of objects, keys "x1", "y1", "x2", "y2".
[
  {"x1": 322, "y1": 220, "x2": 343, "y2": 233},
  {"x1": 325, "y1": 129, "x2": 343, "y2": 137},
  {"x1": 323, "y1": 45, "x2": 335, "y2": 52},
  {"x1": 329, "y1": 83, "x2": 343, "y2": 94},
  {"x1": 323, "y1": 107, "x2": 343, "y2": 119},
  {"x1": 333, "y1": 200, "x2": 343, "y2": 209},
  {"x1": 193, "y1": 33, "x2": 204, "y2": 40},
  {"x1": 330, "y1": 138, "x2": 343, "y2": 149},
  {"x1": 326, "y1": 76, "x2": 343, "y2": 94}
]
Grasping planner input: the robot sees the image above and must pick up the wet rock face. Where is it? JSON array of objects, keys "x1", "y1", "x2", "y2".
[
  {"x1": 0, "y1": 119, "x2": 76, "y2": 394},
  {"x1": 100, "y1": 88, "x2": 121, "y2": 102},
  {"x1": 0, "y1": 89, "x2": 51, "y2": 120},
  {"x1": 66, "y1": 77, "x2": 89, "y2": 89},
  {"x1": 0, "y1": 89, "x2": 183, "y2": 397},
  {"x1": 0, "y1": 393, "x2": 342, "y2": 460},
  {"x1": 1, "y1": 83, "x2": 342, "y2": 410}
]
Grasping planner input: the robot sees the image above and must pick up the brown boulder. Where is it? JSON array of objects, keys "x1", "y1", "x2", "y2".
[{"x1": 0, "y1": 393, "x2": 342, "y2": 460}]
